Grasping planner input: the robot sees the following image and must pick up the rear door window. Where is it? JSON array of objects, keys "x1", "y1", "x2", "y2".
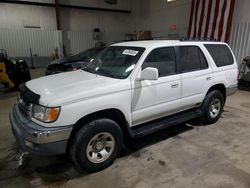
[
  {"x1": 179, "y1": 46, "x2": 208, "y2": 73},
  {"x1": 204, "y1": 44, "x2": 234, "y2": 67}
]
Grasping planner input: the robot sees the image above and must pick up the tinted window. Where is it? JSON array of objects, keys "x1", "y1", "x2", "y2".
[
  {"x1": 142, "y1": 47, "x2": 176, "y2": 77},
  {"x1": 204, "y1": 44, "x2": 234, "y2": 67},
  {"x1": 179, "y1": 46, "x2": 208, "y2": 72}
]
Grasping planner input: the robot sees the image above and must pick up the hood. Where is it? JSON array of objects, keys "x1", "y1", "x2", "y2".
[{"x1": 25, "y1": 70, "x2": 127, "y2": 106}]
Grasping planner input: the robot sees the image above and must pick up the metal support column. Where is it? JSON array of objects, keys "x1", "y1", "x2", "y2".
[{"x1": 55, "y1": 0, "x2": 61, "y2": 30}]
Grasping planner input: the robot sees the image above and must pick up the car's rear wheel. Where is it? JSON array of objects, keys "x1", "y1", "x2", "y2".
[
  {"x1": 70, "y1": 118, "x2": 123, "y2": 172},
  {"x1": 201, "y1": 90, "x2": 224, "y2": 124}
]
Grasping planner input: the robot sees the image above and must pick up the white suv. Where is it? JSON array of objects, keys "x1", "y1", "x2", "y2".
[{"x1": 10, "y1": 40, "x2": 238, "y2": 172}]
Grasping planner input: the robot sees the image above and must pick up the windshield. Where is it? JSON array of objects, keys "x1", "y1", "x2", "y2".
[
  {"x1": 75, "y1": 48, "x2": 104, "y2": 60},
  {"x1": 83, "y1": 46, "x2": 145, "y2": 79}
]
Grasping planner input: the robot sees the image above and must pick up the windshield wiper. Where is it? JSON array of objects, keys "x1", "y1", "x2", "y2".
[
  {"x1": 83, "y1": 66, "x2": 123, "y2": 79},
  {"x1": 97, "y1": 68, "x2": 122, "y2": 79}
]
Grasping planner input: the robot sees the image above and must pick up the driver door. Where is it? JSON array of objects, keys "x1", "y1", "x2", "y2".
[{"x1": 131, "y1": 47, "x2": 181, "y2": 126}]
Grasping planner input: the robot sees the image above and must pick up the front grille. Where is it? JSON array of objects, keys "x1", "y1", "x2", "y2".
[
  {"x1": 17, "y1": 83, "x2": 40, "y2": 118},
  {"x1": 17, "y1": 93, "x2": 31, "y2": 117},
  {"x1": 19, "y1": 83, "x2": 40, "y2": 104}
]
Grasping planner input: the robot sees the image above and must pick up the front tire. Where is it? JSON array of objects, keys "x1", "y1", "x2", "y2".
[
  {"x1": 70, "y1": 118, "x2": 123, "y2": 172},
  {"x1": 201, "y1": 90, "x2": 224, "y2": 124}
]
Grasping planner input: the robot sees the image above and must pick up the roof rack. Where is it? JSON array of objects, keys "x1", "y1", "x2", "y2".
[{"x1": 180, "y1": 38, "x2": 219, "y2": 42}]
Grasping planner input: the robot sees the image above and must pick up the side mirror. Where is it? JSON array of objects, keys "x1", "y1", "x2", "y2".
[{"x1": 141, "y1": 67, "x2": 159, "y2": 80}]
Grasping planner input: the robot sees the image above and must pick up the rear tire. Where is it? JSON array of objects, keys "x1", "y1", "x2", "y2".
[
  {"x1": 201, "y1": 90, "x2": 224, "y2": 124},
  {"x1": 70, "y1": 118, "x2": 123, "y2": 172}
]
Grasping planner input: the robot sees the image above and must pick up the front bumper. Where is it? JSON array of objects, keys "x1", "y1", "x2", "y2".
[
  {"x1": 9, "y1": 104, "x2": 73, "y2": 155},
  {"x1": 226, "y1": 84, "x2": 238, "y2": 96}
]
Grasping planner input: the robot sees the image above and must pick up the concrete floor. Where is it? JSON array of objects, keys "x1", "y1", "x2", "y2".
[{"x1": 1, "y1": 69, "x2": 250, "y2": 188}]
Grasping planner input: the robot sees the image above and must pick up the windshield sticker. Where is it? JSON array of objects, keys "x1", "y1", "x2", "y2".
[{"x1": 122, "y1": 49, "x2": 139, "y2": 56}]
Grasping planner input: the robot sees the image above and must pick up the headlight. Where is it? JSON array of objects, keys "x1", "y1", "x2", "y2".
[{"x1": 32, "y1": 104, "x2": 60, "y2": 123}]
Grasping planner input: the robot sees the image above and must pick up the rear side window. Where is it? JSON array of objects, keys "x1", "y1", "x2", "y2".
[
  {"x1": 204, "y1": 44, "x2": 234, "y2": 67},
  {"x1": 179, "y1": 46, "x2": 208, "y2": 72},
  {"x1": 142, "y1": 47, "x2": 176, "y2": 77}
]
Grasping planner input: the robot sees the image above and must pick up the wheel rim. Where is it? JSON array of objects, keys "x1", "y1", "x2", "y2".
[
  {"x1": 86, "y1": 132, "x2": 115, "y2": 164},
  {"x1": 209, "y1": 98, "x2": 221, "y2": 118}
]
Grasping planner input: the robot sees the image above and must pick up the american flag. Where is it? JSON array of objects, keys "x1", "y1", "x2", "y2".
[{"x1": 187, "y1": 0, "x2": 235, "y2": 42}]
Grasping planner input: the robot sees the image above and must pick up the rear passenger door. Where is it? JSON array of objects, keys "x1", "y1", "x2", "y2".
[
  {"x1": 131, "y1": 47, "x2": 181, "y2": 126},
  {"x1": 178, "y1": 45, "x2": 213, "y2": 110}
]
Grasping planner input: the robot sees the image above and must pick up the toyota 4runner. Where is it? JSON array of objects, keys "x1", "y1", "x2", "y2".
[{"x1": 10, "y1": 40, "x2": 238, "y2": 172}]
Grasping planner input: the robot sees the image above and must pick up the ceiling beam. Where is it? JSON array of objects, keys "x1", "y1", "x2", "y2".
[{"x1": 0, "y1": 0, "x2": 131, "y2": 13}]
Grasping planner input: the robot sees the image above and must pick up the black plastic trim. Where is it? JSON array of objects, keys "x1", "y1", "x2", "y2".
[
  {"x1": 19, "y1": 83, "x2": 40, "y2": 104},
  {"x1": 130, "y1": 108, "x2": 202, "y2": 138},
  {"x1": 174, "y1": 46, "x2": 181, "y2": 74}
]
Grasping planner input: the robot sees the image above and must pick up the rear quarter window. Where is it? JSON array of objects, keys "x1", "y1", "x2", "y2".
[{"x1": 204, "y1": 44, "x2": 234, "y2": 67}]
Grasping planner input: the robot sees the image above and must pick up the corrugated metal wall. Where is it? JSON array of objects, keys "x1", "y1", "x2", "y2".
[
  {"x1": 0, "y1": 28, "x2": 97, "y2": 57},
  {"x1": 63, "y1": 31, "x2": 125, "y2": 55},
  {"x1": 0, "y1": 28, "x2": 62, "y2": 57},
  {"x1": 0, "y1": 28, "x2": 124, "y2": 58},
  {"x1": 64, "y1": 31, "x2": 95, "y2": 55},
  {"x1": 229, "y1": 22, "x2": 250, "y2": 64}
]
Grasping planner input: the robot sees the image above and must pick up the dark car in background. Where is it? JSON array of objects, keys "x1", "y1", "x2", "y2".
[{"x1": 45, "y1": 47, "x2": 105, "y2": 75}]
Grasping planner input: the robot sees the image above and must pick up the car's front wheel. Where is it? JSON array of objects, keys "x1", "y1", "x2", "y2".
[{"x1": 70, "y1": 118, "x2": 123, "y2": 172}]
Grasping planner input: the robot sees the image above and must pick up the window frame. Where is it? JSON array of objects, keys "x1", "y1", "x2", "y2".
[
  {"x1": 142, "y1": 46, "x2": 178, "y2": 78},
  {"x1": 176, "y1": 45, "x2": 209, "y2": 73}
]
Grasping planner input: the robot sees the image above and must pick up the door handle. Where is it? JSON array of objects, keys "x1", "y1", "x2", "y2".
[{"x1": 171, "y1": 83, "x2": 179, "y2": 88}]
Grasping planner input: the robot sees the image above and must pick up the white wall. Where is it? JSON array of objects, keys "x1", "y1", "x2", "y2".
[
  {"x1": 0, "y1": 0, "x2": 191, "y2": 40},
  {"x1": 0, "y1": 1, "x2": 132, "y2": 44},
  {"x1": 60, "y1": 9, "x2": 132, "y2": 43},
  {"x1": 0, "y1": 3, "x2": 56, "y2": 29},
  {"x1": 0, "y1": 0, "x2": 133, "y2": 57},
  {"x1": 132, "y1": 0, "x2": 191, "y2": 39},
  {"x1": 0, "y1": 0, "x2": 132, "y2": 31}
]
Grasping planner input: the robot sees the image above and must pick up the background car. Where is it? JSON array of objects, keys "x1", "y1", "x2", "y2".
[{"x1": 45, "y1": 47, "x2": 105, "y2": 75}]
